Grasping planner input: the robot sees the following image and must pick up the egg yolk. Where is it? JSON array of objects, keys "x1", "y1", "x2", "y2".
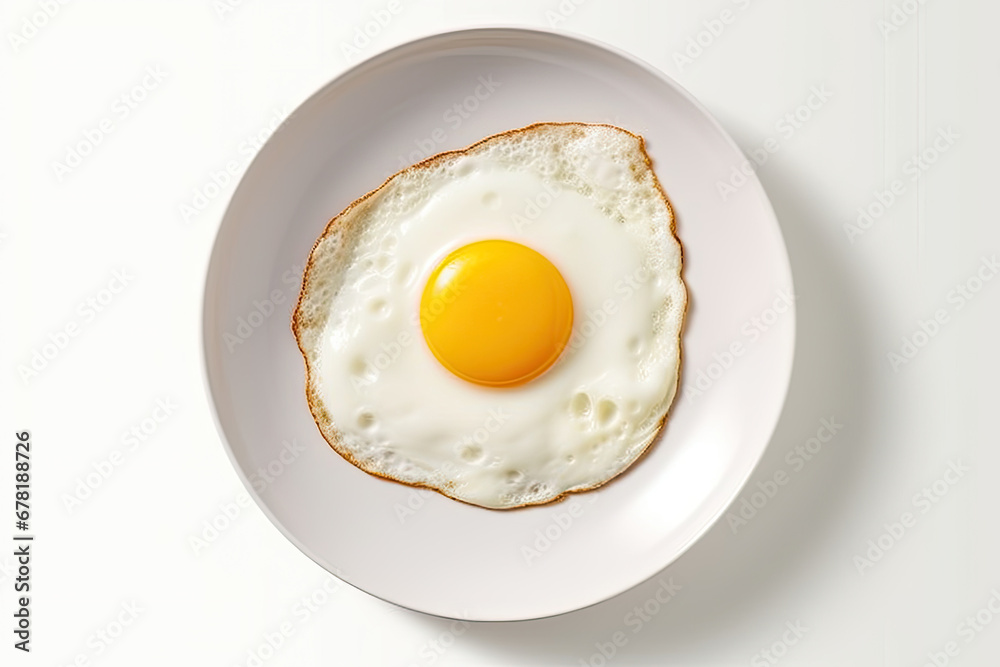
[{"x1": 420, "y1": 240, "x2": 574, "y2": 387}]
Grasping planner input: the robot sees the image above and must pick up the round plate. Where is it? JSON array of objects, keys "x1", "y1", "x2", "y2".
[{"x1": 202, "y1": 27, "x2": 794, "y2": 621}]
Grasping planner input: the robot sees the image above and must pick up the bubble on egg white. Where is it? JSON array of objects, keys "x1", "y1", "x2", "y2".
[
  {"x1": 349, "y1": 356, "x2": 369, "y2": 376},
  {"x1": 374, "y1": 254, "x2": 393, "y2": 274},
  {"x1": 596, "y1": 398, "x2": 618, "y2": 426},
  {"x1": 367, "y1": 298, "x2": 389, "y2": 318},
  {"x1": 357, "y1": 410, "x2": 376, "y2": 430},
  {"x1": 504, "y1": 470, "x2": 524, "y2": 484},
  {"x1": 395, "y1": 262, "x2": 415, "y2": 287},
  {"x1": 627, "y1": 335, "x2": 643, "y2": 356},
  {"x1": 569, "y1": 392, "x2": 592, "y2": 418},
  {"x1": 481, "y1": 191, "x2": 501, "y2": 210},
  {"x1": 454, "y1": 158, "x2": 476, "y2": 178},
  {"x1": 459, "y1": 444, "x2": 485, "y2": 464}
]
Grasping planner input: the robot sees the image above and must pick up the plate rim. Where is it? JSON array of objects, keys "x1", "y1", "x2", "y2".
[{"x1": 200, "y1": 25, "x2": 795, "y2": 621}]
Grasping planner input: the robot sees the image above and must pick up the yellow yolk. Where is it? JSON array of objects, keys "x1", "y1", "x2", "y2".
[{"x1": 420, "y1": 240, "x2": 574, "y2": 387}]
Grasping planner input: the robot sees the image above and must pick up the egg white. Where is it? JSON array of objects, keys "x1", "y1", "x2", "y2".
[{"x1": 294, "y1": 124, "x2": 686, "y2": 509}]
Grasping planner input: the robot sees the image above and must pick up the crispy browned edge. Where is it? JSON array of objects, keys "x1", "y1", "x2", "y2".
[{"x1": 290, "y1": 121, "x2": 688, "y2": 511}]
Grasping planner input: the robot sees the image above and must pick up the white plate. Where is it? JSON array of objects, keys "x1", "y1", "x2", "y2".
[{"x1": 202, "y1": 27, "x2": 794, "y2": 621}]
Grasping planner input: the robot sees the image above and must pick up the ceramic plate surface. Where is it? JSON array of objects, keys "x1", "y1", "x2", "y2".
[{"x1": 203, "y1": 27, "x2": 795, "y2": 621}]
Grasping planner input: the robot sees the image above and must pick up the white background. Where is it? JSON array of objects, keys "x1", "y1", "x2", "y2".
[{"x1": 2, "y1": 0, "x2": 998, "y2": 665}]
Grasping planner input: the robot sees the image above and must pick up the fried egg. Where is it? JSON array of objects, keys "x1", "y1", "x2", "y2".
[{"x1": 292, "y1": 123, "x2": 686, "y2": 509}]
